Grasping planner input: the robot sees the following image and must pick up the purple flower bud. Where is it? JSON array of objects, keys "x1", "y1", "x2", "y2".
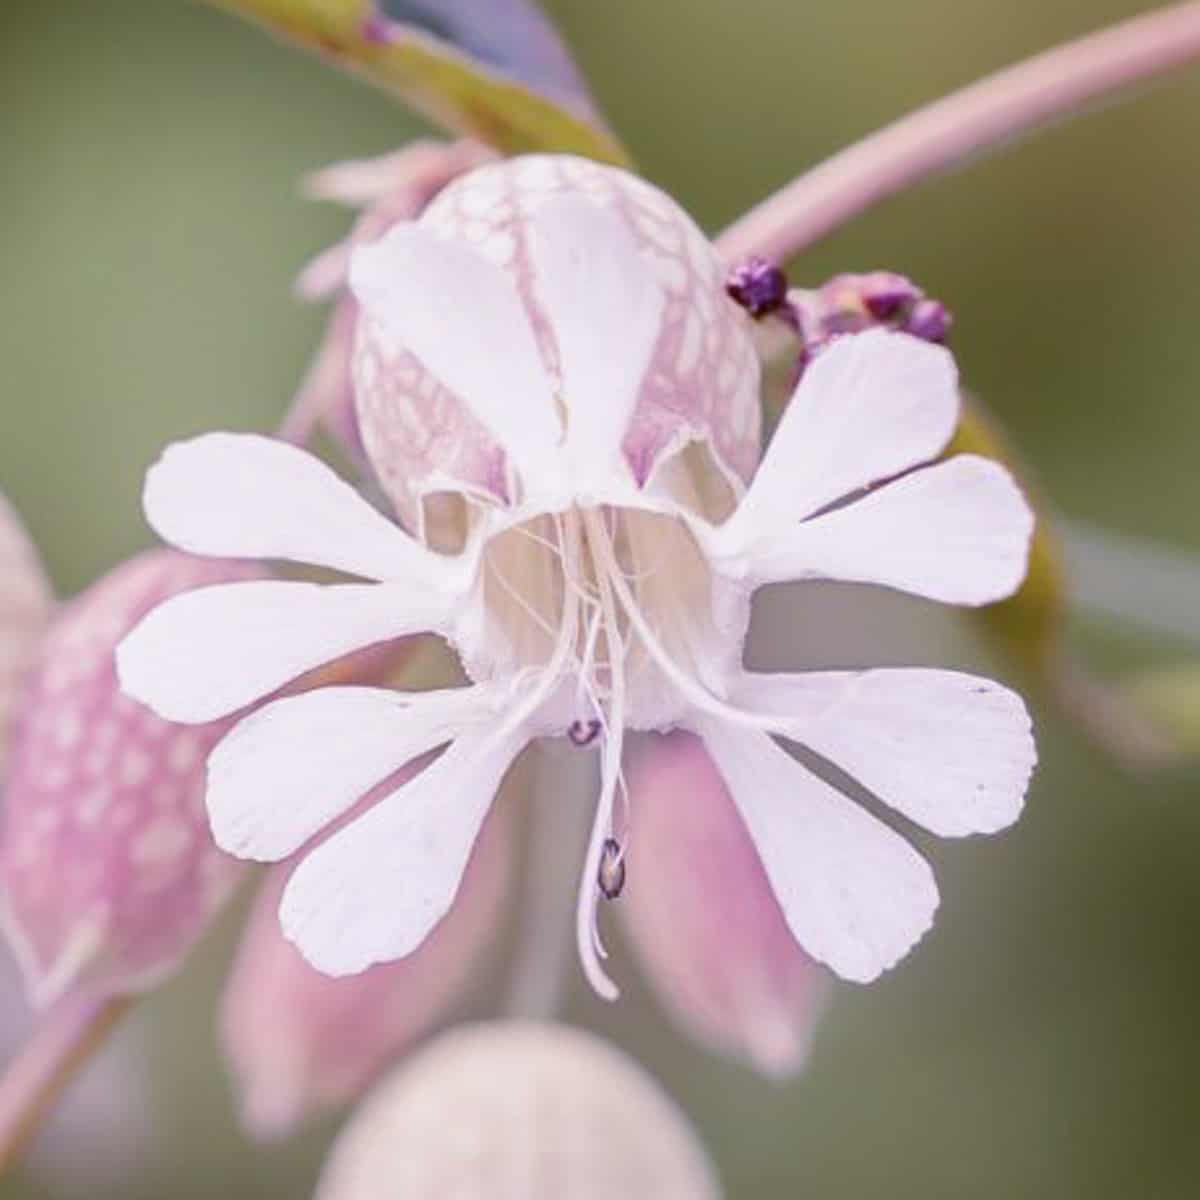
[
  {"x1": 821, "y1": 307, "x2": 875, "y2": 337},
  {"x1": 725, "y1": 256, "x2": 790, "y2": 318},
  {"x1": 790, "y1": 271, "x2": 954, "y2": 380},
  {"x1": 906, "y1": 298, "x2": 952, "y2": 343},
  {"x1": 860, "y1": 271, "x2": 923, "y2": 320},
  {"x1": 0, "y1": 550, "x2": 261, "y2": 1005}
]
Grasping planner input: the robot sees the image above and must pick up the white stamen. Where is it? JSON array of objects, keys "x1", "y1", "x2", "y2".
[
  {"x1": 594, "y1": 527, "x2": 794, "y2": 736},
  {"x1": 573, "y1": 509, "x2": 635, "y2": 1002},
  {"x1": 492, "y1": 515, "x2": 584, "y2": 744}
]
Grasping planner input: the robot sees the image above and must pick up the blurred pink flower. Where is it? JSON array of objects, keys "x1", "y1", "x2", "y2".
[
  {"x1": 622, "y1": 731, "x2": 827, "y2": 1077},
  {"x1": 116, "y1": 154, "x2": 1035, "y2": 1017},
  {"x1": 220, "y1": 761, "x2": 513, "y2": 1139},
  {"x1": 0, "y1": 550, "x2": 257, "y2": 1004},
  {"x1": 0, "y1": 532, "x2": 441, "y2": 1142}
]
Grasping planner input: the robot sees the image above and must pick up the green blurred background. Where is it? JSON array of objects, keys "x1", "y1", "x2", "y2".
[{"x1": 3, "y1": 1, "x2": 1200, "y2": 1196}]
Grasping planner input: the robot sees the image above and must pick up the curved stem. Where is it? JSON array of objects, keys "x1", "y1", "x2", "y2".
[
  {"x1": 717, "y1": 2, "x2": 1200, "y2": 265},
  {"x1": 0, "y1": 993, "x2": 131, "y2": 1172}
]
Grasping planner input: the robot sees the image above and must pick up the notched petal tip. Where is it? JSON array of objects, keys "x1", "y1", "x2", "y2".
[
  {"x1": 277, "y1": 729, "x2": 523, "y2": 978},
  {"x1": 206, "y1": 684, "x2": 492, "y2": 867},
  {"x1": 221, "y1": 788, "x2": 511, "y2": 1138},
  {"x1": 0, "y1": 550, "x2": 257, "y2": 1003},
  {"x1": 740, "y1": 668, "x2": 1037, "y2": 840},
  {"x1": 726, "y1": 450, "x2": 1038, "y2": 608},
  {"x1": 757, "y1": 328, "x2": 962, "y2": 524},
  {"x1": 697, "y1": 720, "x2": 942, "y2": 986}
]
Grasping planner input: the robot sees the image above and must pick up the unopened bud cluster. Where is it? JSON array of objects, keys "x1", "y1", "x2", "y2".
[{"x1": 726, "y1": 261, "x2": 952, "y2": 377}]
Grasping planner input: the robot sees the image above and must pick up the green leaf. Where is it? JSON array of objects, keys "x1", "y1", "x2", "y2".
[{"x1": 204, "y1": 0, "x2": 630, "y2": 164}]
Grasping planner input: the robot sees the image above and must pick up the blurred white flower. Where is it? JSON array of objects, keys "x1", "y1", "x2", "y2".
[{"x1": 315, "y1": 1022, "x2": 720, "y2": 1200}]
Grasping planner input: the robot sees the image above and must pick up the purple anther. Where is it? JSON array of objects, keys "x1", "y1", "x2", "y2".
[
  {"x1": 598, "y1": 838, "x2": 626, "y2": 900},
  {"x1": 568, "y1": 719, "x2": 602, "y2": 747},
  {"x1": 860, "y1": 272, "x2": 922, "y2": 320},
  {"x1": 725, "y1": 257, "x2": 790, "y2": 319}
]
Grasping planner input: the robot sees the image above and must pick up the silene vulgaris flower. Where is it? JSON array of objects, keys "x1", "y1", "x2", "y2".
[{"x1": 116, "y1": 156, "x2": 1036, "y2": 998}]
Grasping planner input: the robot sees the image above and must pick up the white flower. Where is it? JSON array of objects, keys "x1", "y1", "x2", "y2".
[{"x1": 116, "y1": 157, "x2": 1035, "y2": 997}]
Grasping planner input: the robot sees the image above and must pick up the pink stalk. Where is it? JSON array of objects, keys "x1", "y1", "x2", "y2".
[
  {"x1": 717, "y1": 2, "x2": 1200, "y2": 265},
  {"x1": 0, "y1": 993, "x2": 130, "y2": 1170}
]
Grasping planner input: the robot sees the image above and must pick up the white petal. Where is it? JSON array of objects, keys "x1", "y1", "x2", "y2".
[
  {"x1": 145, "y1": 434, "x2": 455, "y2": 585},
  {"x1": 279, "y1": 727, "x2": 527, "y2": 976},
  {"x1": 731, "y1": 330, "x2": 959, "y2": 538},
  {"x1": 116, "y1": 580, "x2": 444, "y2": 723},
  {"x1": 735, "y1": 669, "x2": 1035, "y2": 837},
  {"x1": 349, "y1": 225, "x2": 562, "y2": 485},
  {"x1": 207, "y1": 684, "x2": 495, "y2": 861},
  {"x1": 720, "y1": 455, "x2": 1033, "y2": 606},
  {"x1": 530, "y1": 196, "x2": 664, "y2": 481},
  {"x1": 696, "y1": 718, "x2": 938, "y2": 984}
]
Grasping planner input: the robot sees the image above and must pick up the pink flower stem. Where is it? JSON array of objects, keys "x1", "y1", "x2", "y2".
[
  {"x1": 0, "y1": 992, "x2": 131, "y2": 1173},
  {"x1": 717, "y1": 2, "x2": 1200, "y2": 265}
]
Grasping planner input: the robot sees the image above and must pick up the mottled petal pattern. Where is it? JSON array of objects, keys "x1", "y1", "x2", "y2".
[
  {"x1": 0, "y1": 551, "x2": 256, "y2": 1004},
  {"x1": 354, "y1": 154, "x2": 761, "y2": 524},
  {"x1": 351, "y1": 223, "x2": 563, "y2": 490}
]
